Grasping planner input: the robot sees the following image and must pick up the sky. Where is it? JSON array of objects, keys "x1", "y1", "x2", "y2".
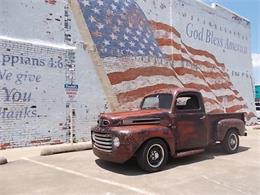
[{"x1": 202, "y1": 0, "x2": 260, "y2": 85}]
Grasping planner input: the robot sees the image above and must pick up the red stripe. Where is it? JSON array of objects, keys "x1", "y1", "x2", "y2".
[
  {"x1": 149, "y1": 20, "x2": 181, "y2": 38},
  {"x1": 108, "y1": 66, "x2": 178, "y2": 85}
]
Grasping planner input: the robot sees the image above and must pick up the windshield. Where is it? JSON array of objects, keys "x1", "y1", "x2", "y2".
[{"x1": 141, "y1": 93, "x2": 173, "y2": 110}]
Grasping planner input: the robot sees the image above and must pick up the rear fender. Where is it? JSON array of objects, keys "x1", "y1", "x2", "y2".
[{"x1": 216, "y1": 119, "x2": 246, "y2": 141}]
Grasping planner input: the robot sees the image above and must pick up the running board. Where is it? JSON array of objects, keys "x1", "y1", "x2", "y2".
[{"x1": 176, "y1": 148, "x2": 205, "y2": 158}]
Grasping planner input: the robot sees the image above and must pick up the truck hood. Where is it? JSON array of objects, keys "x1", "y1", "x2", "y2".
[{"x1": 98, "y1": 109, "x2": 171, "y2": 126}]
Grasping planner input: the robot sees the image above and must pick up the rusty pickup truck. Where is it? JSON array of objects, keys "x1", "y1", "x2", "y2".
[{"x1": 91, "y1": 88, "x2": 247, "y2": 172}]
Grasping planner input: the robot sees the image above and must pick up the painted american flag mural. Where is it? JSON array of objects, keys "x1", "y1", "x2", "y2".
[{"x1": 77, "y1": 0, "x2": 256, "y2": 124}]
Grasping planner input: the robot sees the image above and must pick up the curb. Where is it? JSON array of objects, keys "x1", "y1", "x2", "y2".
[
  {"x1": 0, "y1": 156, "x2": 8, "y2": 165},
  {"x1": 40, "y1": 142, "x2": 92, "y2": 156},
  {"x1": 252, "y1": 124, "x2": 260, "y2": 130}
]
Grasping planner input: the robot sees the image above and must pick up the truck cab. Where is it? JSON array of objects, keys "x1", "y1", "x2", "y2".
[{"x1": 91, "y1": 88, "x2": 247, "y2": 172}]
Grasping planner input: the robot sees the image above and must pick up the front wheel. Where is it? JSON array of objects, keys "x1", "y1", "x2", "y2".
[
  {"x1": 222, "y1": 129, "x2": 239, "y2": 154},
  {"x1": 137, "y1": 139, "x2": 168, "y2": 172}
]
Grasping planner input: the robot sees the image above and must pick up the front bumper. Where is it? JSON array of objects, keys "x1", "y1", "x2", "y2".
[
  {"x1": 91, "y1": 127, "x2": 136, "y2": 163},
  {"x1": 92, "y1": 143, "x2": 134, "y2": 163}
]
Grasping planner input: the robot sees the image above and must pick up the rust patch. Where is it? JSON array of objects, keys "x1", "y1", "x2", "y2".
[{"x1": 0, "y1": 143, "x2": 11, "y2": 150}]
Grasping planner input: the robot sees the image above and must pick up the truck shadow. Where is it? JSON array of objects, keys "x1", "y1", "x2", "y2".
[{"x1": 95, "y1": 145, "x2": 250, "y2": 176}]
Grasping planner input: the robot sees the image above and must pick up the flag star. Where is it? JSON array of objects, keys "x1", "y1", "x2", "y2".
[
  {"x1": 81, "y1": 0, "x2": 90, "y2": 6},
  {"x1": 112, "y1": 26, "x2": 120, "y2": 33},
  {"x1": 126, "y1": 48, "x2": 133, "y2": 53},
  {"x1": 129, "y1": 41, "x2": 135, "y2": 47},
  {"x1": 138, "y1": 25, "x2": 143, "y2": 31},
  {"x1": 97, "y1": 0, "x2": 104, "y2": 6},
  {"x1": 138, "y1": 49, "x2": 144, "y2": 55},
  {"x1": 110, "y1": 33, "x2": 117, "y2": 40},
  {"x1": 124, "y1": 1, "x2": 129, "y2": 7},
  {"x1": 143, "y1": 38, "x2": 148, "y2": 43},
  {"x1": 89, "y1": 16, "x2": 96, "y2": 23},
  {"x1": 140, "y1": 43, "x2": 145, "y2": 49},
  {"x1": 113, "y1": 0, "x2": 119, "y2": 3},
  {"x1": 133, "y1": 36, "x2": 139, "y2": 41},
  {"x1": 119, "y1": 42, "x2": 125, "y2": 47},
  {"x1": 103, "y1": 40, "x2": 110, "y2": 46},
  {"x1": 121, "y1": 7, "x2": 126, "y2": 13},
  {"x1": 97, "y1": 23, "x2": 104, "y2": 30},
  {"x1": 149, "y1": 51, "x2": 153, "y2": 55},
  {"x1": 123, "y1": 34, "x2": 129, "y2": 40},
  {"x1": 106, "y1": 8, "x2": 114, "y2": 16},
  {"x1": 125, "y1": 27, "x2": 131, "y2": 34},
  {"x1": 101, "y1": 47, "x2": 108, "y2": 53},
  {"x1": 136, "y1": 30, "x2": 141, "y2": 36},
  {"x1": 150, "y1": 46, "x2": 155, "y2": 51},
  {"x1": 117, "y1": 19, "x2": 122, "y2": 25},
  {"x1": 111, "y1": 4, "x2": 117, "y2": 10},
  {"x1": 92, "y1": 7, "x2": 100, "y2": 14}
]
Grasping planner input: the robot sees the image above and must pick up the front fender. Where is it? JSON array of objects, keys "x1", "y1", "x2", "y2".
[
  {"x1": 216, "y1": 119, "x2": 246, "y2": 141},
  {"x1": 112, "y1": 125, "x2": 176, "y2": 157}
]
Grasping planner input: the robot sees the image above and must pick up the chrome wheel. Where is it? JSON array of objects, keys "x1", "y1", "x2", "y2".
[
  {"x1": 137, "y1": 139, "x2": 168, "y2": 172},
  {"x1": 222, "y1": 129, "x2": 239, "y2": 154},
  {"x1": 228, "y1": 133, "x2": 238, "y2": 151},
  {"x1": 146, "y1": 144, "x2": 165, "y2": 168}
]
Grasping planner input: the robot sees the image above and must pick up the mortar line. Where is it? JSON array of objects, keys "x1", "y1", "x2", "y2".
[{"x1": 21, "y1": 157, "x2": 155, "y2": 195}]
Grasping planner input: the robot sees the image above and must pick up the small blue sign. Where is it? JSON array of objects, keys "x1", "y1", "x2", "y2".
[{"x1": 64, "y1": 84, "x2": 79, "y2": 89}]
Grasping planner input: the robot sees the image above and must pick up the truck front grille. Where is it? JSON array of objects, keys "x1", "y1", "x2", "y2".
[{"x1": 93, "y1": 132, "x2": 112, "y2": 152}]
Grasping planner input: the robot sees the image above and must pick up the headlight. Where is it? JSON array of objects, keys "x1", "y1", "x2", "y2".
[
  {"x1": 113, "y1": 137, "x2": 120, "y2": 148},
  {"x1": 91, "y1": 132, "x2": 95, "y2": 141}
]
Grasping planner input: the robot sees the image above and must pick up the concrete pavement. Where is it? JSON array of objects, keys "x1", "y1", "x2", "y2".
[{"x1": 0, "y1": 126, "x2": 259, "y2": 195}]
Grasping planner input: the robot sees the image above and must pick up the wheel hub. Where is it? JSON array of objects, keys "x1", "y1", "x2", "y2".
[
  {"x1": 229, "y1": 133, "x2": 238, "y2": 150},
  {"x1": 147, "y1": 144, "x2": 165, "y2": 168}
]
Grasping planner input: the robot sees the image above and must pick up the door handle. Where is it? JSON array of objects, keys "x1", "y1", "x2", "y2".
[{"x1": 200, "y1": 116, "x2": 206, "y2": 120}]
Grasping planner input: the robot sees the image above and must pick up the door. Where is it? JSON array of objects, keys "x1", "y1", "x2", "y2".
[{"x1": 174, "y1": 93, "x2": 207, "y2": 151}]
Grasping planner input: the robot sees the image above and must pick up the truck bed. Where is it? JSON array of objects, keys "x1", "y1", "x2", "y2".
[{"x1": 206, "y1": 112, "x2": 245, "y2": 143}]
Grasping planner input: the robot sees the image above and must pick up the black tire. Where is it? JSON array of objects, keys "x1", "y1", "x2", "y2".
[
  {"x1": 137, "y1": 139, "x2": 168, "y2": 172},
  {"x1": 222, "y1": 129, "x2": 239, "y2": 154}
]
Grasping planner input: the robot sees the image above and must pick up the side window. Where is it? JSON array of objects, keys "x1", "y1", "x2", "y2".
[{"x1": 176, "y1": 95, "x2": 200, "y2": 111}]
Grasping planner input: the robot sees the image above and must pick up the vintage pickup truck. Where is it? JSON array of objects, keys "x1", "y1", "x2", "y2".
[{"x1": 91, "y1": 88, "x2": 247, "y2": 172}]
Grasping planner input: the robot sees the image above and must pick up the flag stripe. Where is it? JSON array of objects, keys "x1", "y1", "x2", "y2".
[
  {"x1": 117, "y1": 84, "x2": 180, "y2": 104},
  {"x1": 108, "y1": 66, "x2": 178, "y2": 85}
]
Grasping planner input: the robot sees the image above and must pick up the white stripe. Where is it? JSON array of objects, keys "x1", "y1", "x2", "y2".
[
  {"x1": 160, "y1": 45, "x2": 216, "y2": 65},
  {"x1": 112, "y1": 75, "x2": 183, "y2": 94},
  {"x1": 154, "y1": 29, "x2": 218, "y2": 65},
  {"x1": 119, "y1": 98, "x2": 143, "y2": 110},
  {"x1": 153, "y1": 30, "x2": 181, "y2": 44},
  {"x1": 200, "y1": 90, "x2": 219, "y2": 100},
  {"x1": 177, "y1": 74, "x2": 208, "y2": 86},
  {"x1": 104, "y1": 56, "x2": 173, "y2": 74},
  {"x1": 104, "y1": 56, "x2": 223, "y2": 79},
  {"x1": 21, "y1": 157, "x2": 154, "y2": 195}
]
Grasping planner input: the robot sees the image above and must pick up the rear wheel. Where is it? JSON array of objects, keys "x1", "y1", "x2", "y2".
[
  {"x1": 222, "y1": 129, "x2": 239, "y2": 154},
  {"x1": 137, "y1": 139, "x2": 168, "y2": 172}
]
